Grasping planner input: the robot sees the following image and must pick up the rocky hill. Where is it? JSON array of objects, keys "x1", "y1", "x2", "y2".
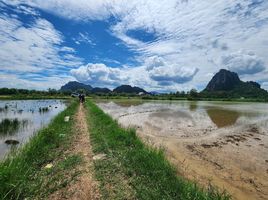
[
  {"x1": 202, "y1": 69, "x2": 268, "y2": 99},
  {"x1": 60, "y1": 82, "x2": 147, "y2": 94},
  {"x1": 205, "y1": 69, "x2": 241, "y2": 91},
  {"x1": 113, "y1": 85, "x2": 147, "y2": 94},
  {"x1": 60, "y1": 81, "x2": 92, "y2": 92},
  {"x1": 91, "y1": 87, "x2": 111, "y2": 94}
]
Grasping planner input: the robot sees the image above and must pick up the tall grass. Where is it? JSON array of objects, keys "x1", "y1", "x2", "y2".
[
  {"x1": 0, "y1": 101, "x2": 78, "y2": 199},
  {"x1": 0, "y1": 118, "x2": 20, "y2": 135},
  {"x1": 85, "y1": 100, "x2": 231, "y2": 200}
]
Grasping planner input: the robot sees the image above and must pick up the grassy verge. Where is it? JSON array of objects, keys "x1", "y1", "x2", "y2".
[
  {"x1": 0, "y1": 100, "x2": 80, "y2": 199},
  {"x1": 85, "y1": 100, "x2": 230, "y2": 200}
]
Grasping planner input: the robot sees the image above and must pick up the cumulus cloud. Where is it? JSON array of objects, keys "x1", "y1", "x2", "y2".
[
  {"x1": 149, "y1": 66, "x2": 198, "y2": 85},
  {"x1": 145, "y1": 56, "x2": 199, "y2": 85},
  {"x1": 71, "y1": 57, "x2": 199, "y2": 90},
  {"x1": 145, "y1": 56, "x2": 165, "y2": 70},
  {"x1": 222, "y1": 51, "x2": 266, "y2": 75},
  {"x1": 70, "y1": 63, "x2": 126, "y2": 86}
]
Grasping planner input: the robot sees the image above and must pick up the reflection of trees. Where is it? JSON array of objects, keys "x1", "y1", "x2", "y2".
[
  {"x1": 113, "y1": 101, "x2": 144, "y2": 107},
  {"x1": 189, "y1": 103, "x2": 198, "y2": 111},
  {"x1": 206, "y1": 108, "x2": 240, "y2": 128}
]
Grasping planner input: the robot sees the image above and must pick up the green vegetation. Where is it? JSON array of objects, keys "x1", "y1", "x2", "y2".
[
  {"x1": 0, "y1": 87, "x2": 71, "y2": 100},
  {"x1": 39, "y1": 107, "x2": 49, "y2": 113},
  {"x1": 0, "y1": 100, "x2": 80, "y2": 199},
  {"x1": 200, "y1": 82, "x2": 268, "y2": 102},
  {"x1": 0, "y1": 118, "x2": 28, "y2": 135},
  {"x1": 85, "y1": 100, "x2": 230, "y2": 200},
  {"x1": 1, "y1": 85, "x2": 267, "y2": 102}
]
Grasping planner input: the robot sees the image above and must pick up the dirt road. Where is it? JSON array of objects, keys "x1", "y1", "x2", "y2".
[{"x1": 50, "y1": 103, "x2": 100, "y2": 200}]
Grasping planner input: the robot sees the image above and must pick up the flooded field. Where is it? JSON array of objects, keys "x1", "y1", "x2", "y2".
[
  {"x1": 0, "y1": 100, "x2": 67, "y2": 159},
  {"x1": 97, "y1": 100, "x2": 268, "y2": 200}
]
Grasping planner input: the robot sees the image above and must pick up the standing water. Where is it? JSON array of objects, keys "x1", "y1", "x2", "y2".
[
  {"x1": 0, "y1": 100, "x2": 67, "y2": 159},
  {"x1": 97, "y1": 100, "x2": 268, "y2": 200}
]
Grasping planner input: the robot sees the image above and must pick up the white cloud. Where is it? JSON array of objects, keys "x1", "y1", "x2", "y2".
[
  {"x1": 73, "y1": 32, "x2": 96, "y2": 45},
  {"x1": 0, "y1": 73, "x2": 75, "y2": 90},
  {"x1": 145, "y1": 56, "x2": 165, "y2": 70},
  {"x1": 149, "y1": 66, "x2": 198, "y2": 85},
  {"x1": 0, "y1": 13, "x2": 82, "y2": 72},
  {"x1": 71, "y1": 63, "x2": 128, "y2": 87},
  {"x1": 261, "y1": 82, "x2": 268, "y2": 91},
  {"x1": 222, "y1": 51, "x2": 266, "y2": 75},
  {"x1": 145, "y1": 56, "x2": 199, "y2": 85},
  {"x1": 0, "y1": 4, "x2": 84, "y2": 90},
  {"x1": 71, "y1": 58, "x2": 199, "y2": 91},
  {"x1": 2, "y1": 0, "x2": 111, "y2": 21}
]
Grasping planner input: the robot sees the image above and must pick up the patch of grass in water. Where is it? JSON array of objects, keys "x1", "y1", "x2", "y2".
[
  {"x1": 39, "y1": 107, "x2": 49, "y2": 113},
  {"x1": 0, "y1": 118, "x2": 29, "y2": 136},
  {"x1": 0, "y1": 118, "x2": 20, "y2": 135},
  {"x1": 85, "y1": 100, "x2": 231, "y2": 200},
  {"x1": 0, "y1": 105, "x2": 9, "y2": 113}
]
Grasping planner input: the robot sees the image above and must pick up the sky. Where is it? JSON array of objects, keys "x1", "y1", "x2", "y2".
[{"x1": 0, "y1": 0, "x2": 268, "y2": 92}]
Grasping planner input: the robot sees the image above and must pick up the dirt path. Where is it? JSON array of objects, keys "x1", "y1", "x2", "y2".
[{"x1": 50, "y1": 103, "x2": 100, "y2": 200}]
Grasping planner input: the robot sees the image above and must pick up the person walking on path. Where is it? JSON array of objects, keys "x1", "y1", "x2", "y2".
[{"x1": 79, "y1": 93, "x2": 85, "y2": 103}]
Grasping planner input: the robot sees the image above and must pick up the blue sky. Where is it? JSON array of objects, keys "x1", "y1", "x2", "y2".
[{"x1": 1, "y1": 0, "x2": 268, "y2": 92}]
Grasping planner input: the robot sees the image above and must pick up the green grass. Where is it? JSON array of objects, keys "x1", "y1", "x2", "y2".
[
  {"x1": 0, "y1": 118, "x2": 21, "y2": 135},
  {"x1": 0, "y1": 100, "x2": 79, "y2": 199},
  {"x1": 85, "y1": 100, "x2": 231, "y2": 200}
]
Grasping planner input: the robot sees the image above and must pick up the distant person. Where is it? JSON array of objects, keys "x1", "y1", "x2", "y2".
[
  {"x1": 78, "y1": 94, "x2": 82, "y2": 103},
  {"x1": 79, "y1": 93, "x2": 85, "y2": 103},
  {"x1": 81, "y1": 94, "x2": 85, "y2": 103}
]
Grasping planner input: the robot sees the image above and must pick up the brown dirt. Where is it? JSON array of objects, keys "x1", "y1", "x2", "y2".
[
  {"x1": 144, "y1": 128, "x2": 268, "y2": 200},
  {"x1": 49, "y1": 103, "x2": 100, "y2": 200}
]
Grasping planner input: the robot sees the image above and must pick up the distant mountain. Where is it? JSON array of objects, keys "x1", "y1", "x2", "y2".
[
  {"x1": 202, "y1": 69, "x2": 268, "y2": 99},
  {"x1": 59, "y1": 81, "x2": 111, "y2": 94},
  {"x1": 205, "y1": 69, "x2": 241, "y2": 91},
  {"x1": 60, "y1": 81, "x2": 92, "y2": 92},
  {"x1": 113, "y1": 85, "x2": 147, "y2": 94},
  {"x1": 91, "y1": 87, "x2": 111, "y2": 93}
]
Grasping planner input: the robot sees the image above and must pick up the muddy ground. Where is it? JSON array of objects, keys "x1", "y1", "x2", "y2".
[{"x1": 97, "y1": 101, "x2": 268, "y2": 200}]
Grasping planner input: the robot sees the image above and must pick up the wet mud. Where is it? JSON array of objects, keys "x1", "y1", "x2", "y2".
[{"x1": 97, "y1": 100, "x2": 268, "y2": 200}]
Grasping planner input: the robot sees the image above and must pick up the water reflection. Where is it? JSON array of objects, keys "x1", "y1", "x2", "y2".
[
  {"x1": 206, "y1": 108, "x2": 240, "y2": 128},
  {"x1": 151, "y1": 109, "x2": 192, "y2": 119},
  {"x1": 189, "y1": 102, "x2": 198, "y2": 111},
  {"x1": 97, "y1": 100, "x2": 268, "y2": 132},
  {"x1": 0, "y1": 100, "x2": 67, "y2": 159},
  {"x1": 113, "y1": 100, "x2": 145, "y2": 107}
]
